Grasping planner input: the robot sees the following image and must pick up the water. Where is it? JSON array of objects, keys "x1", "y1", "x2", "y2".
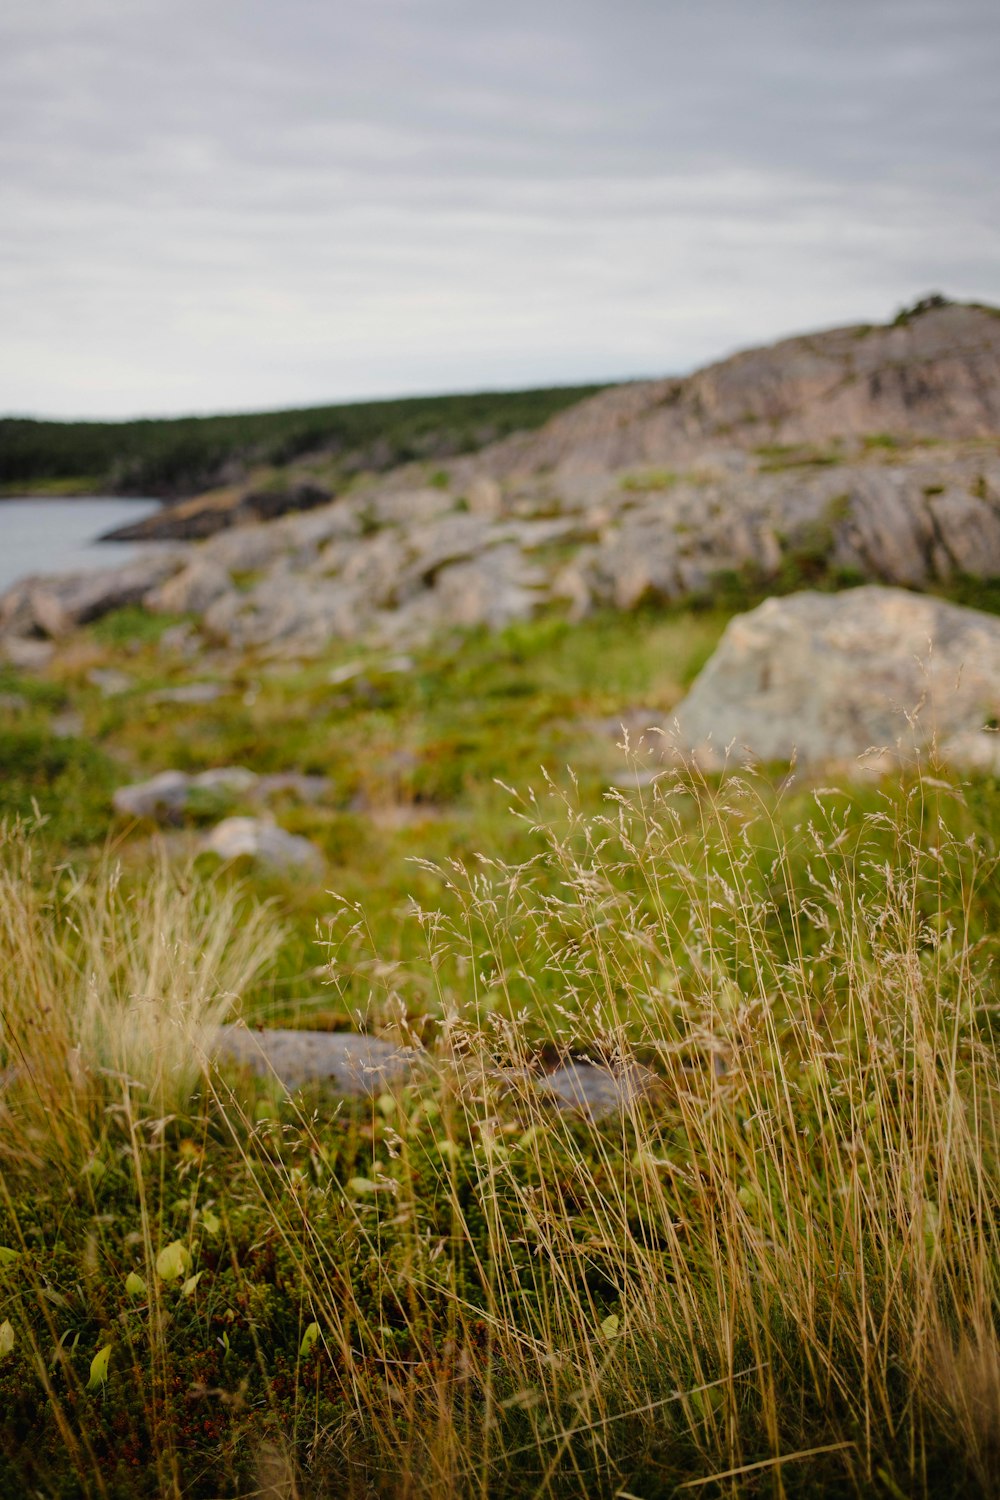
[{"x1": 0, "y1": 497, "x2": 163, "y2": 595}]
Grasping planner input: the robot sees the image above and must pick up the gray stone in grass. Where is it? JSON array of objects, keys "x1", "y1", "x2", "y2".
[
  {"x1": 214, "y1": 1027, "x2": 417, "y2": 1096},
  {"x1": 201, "y1": 816, "x2": 323, "y2": 872},
  {"x1": 536, "y1": 1061, "x2": 659, "y2": 1121},
  {"x1": 152, "y1": 681, "x2": 223, "y2": 704},
  {"x1": 1, "y1": 636, "x2": 54, "y2": 670},
  {"x1": 51, "y1": 711, "x2": 85, "y2": 738},
  {"x1": 113, "y1": 766, "x2": 257, "y2": 820},
  {"x1": 113, "y1": 769, "x2": 190, "y2": 819},
  {"x1": 88, "y1": 667, "x2": 133, "y2": 697}
]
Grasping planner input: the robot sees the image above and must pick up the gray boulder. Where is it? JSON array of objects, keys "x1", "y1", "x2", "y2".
[
  {"x1": 201, "y1": 816, "x2": 324, "y2": 872},
  {"x1": 668, "y1": 586, "x2": 1000, "y2": 772},
  {"x1": 113, "y1": 767, "x2": 257, "y2": 820}
]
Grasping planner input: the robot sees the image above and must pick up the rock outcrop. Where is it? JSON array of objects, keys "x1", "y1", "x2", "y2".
[
  {"x1": 3, "y1": 302, "x2": 1000, "y2": 660},
  {"x1": 667, "y1": 586, "x2": 1000, "y2": 772},
  {"x1": 0, "y1": 550, "x2": 187, "y2": 639}
]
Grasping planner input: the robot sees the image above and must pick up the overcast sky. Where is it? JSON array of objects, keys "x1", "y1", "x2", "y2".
[{"x1": 2, "y1": 0, "x2": 998, "y2": 419}]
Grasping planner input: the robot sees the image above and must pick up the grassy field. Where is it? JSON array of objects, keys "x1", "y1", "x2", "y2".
[{"x1": 0, "y1": 598, "x2": 998, "y2": 1496}]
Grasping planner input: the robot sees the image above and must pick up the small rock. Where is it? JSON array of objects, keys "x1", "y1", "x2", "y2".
[
  {"x1": 536, "y1": 1060, "x2": 658, "y2": 1120},
  {"x1": 201, "y1": 817, "x2": 323, "y2": 872},
  {"x1": 151, "y1": 681, "x2": 223, "y2": 705},
  {"x1": 113, "y1": 770, "x2": 191, "y2": 820},
  {"x1": 213, "y1": 1027, "x2": 416, "y2": 1095},
  {"x1": 113, "y1": 766, "x2": 257, "y2": 821},
  {"x1": 88, "y1": 668, "x2": 133, "y2": 697},
  {"x1": 1, "y1": 637, "x2": 54, "y2": 670},
  {"x1": 193, "y1": 767, "x2": 257, "y2": 797},
  {"x1": 51, "y1": 711, "x2": 85, "y2": 739}
]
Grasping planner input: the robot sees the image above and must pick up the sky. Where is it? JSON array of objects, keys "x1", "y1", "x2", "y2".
[{"x1": 1, "y1": 0, "x2": 998, "y2": 419}]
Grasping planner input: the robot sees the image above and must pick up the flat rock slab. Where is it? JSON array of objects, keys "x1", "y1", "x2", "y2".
[
  {"x1": 214, "y1": 1029, "x2": 659, "y2": 1121},
  {"x1": 215, "y1": 1027, "x2": 417, "y2": 1096}
]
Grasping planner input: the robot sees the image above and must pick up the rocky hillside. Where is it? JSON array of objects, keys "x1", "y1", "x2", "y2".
[
  {"x1": 3, "y1": 298, "x2": 1000, "y2": 661},
  {"x1": 479, "y1": 296, "x2": 1000, "y2": 479}
]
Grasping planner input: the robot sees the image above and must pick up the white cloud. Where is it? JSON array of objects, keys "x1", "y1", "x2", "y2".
[{"x1": 1, "y1": 0, "x2": 997, "y2": 416}]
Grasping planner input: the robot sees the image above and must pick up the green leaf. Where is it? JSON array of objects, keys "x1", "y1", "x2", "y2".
[
  {"x1": 600, "y1": 1313, "x2": 620, "y2": 1340},
  {"x1": 0, "y1": 1320, "x2": 14, "y2": 1357},
  {"x1": 690, "y1": 1384, "x2": 724, "y2": 1419},
  {"x1": 125, "y1": 1272, "x2": 147, "y2": 1298},
  {"x1": 155, "y1": 1241, "x2": 191, "y2": 1282},
  {"x1": 87, "y1": 1344, "x2": 113, "y2": 1390},
  {"x1": 181, "y1": 1271, "x2": 203, "y2": 1298},
  {"x1": 0, "y1": 1247, "x2": 20, "y2": 1274},
  {"x1": 200, "y1": 1208, "x2": 221, "y2": 1236},
  {"x1": 299, "y1": 1321, "x2": 320, "y2": 1357}
]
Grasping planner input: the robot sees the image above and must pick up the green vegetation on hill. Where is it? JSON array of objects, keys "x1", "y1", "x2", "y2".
[{"x1": 0, "y1": 383, "x2": 607, "y2": 499}]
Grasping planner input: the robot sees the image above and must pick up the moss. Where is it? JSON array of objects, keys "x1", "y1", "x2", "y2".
[
  {"x1": 0, "y1": 726, "x2": 116, "y2": 844},
  {"x1": 89, "y1": 605, "x2": 187, "y2": 648}
]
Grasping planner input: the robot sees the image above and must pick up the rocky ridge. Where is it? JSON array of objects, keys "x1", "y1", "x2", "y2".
[{"x1": 3, "y1": 301, "x2": 1000, "y2": 660}]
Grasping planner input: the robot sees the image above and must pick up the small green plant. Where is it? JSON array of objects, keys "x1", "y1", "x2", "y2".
[{"x1": 90, "y1": 604, "x2": 185, "y2": 648}]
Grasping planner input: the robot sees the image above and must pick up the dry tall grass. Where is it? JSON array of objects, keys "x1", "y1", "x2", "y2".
[
  {"x1": 200, "y1": 764, "x2": 1000, "y2": 1495},
  {"x1": 1, "y1": 762, "x2": 998, "y2": 1496},
  {"x1": 0, "y1": 824, "x2": 282, "y2": 1167}
]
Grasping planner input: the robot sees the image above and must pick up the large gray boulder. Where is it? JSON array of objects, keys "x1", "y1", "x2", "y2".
[{"x1": 668, "y1": 586, "x2": 1000, "y2": 772}]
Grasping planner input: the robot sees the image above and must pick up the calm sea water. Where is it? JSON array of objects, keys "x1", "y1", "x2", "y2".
[{"x1": 0, "y1": 497, "x2": 162, "y2": 595}]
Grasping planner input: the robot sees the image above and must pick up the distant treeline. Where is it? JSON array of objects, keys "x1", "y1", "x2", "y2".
[{"x1": 0, "y1": 384, "x2": 607, "y2": 499}]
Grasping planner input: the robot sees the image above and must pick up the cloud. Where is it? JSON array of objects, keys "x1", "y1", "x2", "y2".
[{"x1": 1, "y1": 0, "x2": 997, "y2": 416}]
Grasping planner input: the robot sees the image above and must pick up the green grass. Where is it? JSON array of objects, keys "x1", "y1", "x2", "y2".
[
  {"x1": 2, "y1": 590, "x2": 1000, "y2": 1494},
  {"x1": 1, "y1": 756, "x2": 998, "y2": 1496},
  {"x1": 0, "y1": 726, "x2": 117, "y2": 845}
]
